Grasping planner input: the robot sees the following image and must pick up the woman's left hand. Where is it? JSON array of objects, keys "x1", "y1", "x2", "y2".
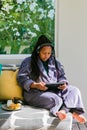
[{"x1": 58, "y1": 83, "x2": 67, "y2": 90}]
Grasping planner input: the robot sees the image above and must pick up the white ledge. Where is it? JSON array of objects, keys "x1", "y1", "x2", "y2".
[{"x1": 0, "y1": 54, "x2": 30, "y2": 65}]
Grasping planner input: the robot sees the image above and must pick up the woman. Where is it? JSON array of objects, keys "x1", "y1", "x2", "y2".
[{"x1": 17, "y1": 35, "x2": 86, "y2": 123}]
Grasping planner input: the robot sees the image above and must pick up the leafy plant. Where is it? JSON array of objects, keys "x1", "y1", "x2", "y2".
[{"x1": 0, "y1": 0, "x2": 55, "y2": 54}]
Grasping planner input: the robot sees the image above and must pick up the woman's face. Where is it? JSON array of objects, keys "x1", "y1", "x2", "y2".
[{"x1": 39, "y1": 46, "x2": 52, "y2": 62}]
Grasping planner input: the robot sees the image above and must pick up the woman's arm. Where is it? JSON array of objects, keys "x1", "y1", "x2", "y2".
[
  {"x1": 17, "y1": 57, "x2": 34, "y2": 92},
  {"x1": 17, "y1": 57, "x2": 47, "y2": 92}
]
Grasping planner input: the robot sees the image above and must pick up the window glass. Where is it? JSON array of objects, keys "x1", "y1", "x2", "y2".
[{"x1": 0, "y1": 0, "x2": 55, "y2": 54}]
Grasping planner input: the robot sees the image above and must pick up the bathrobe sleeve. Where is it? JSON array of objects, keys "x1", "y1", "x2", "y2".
[{"x1": 17, "y1": 57, "x2": 34, "y2": 92}]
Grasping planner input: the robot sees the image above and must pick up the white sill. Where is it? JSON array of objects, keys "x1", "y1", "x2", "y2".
[{"x1": 0, "y1": 54, "x2": 30, "y2": 65}]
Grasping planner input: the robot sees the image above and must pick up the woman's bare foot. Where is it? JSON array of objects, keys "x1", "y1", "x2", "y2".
[
  {"x1": 56, "y1": 110, "x2": 67, "y2": 120},
  {"x1": 73, "y1": 112, "x2": 87, "y2": 124}
]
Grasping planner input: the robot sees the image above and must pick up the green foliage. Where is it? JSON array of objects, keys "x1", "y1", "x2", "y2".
[{"x1": 0, "y1": 0, "x2": 55, "y2": 54}]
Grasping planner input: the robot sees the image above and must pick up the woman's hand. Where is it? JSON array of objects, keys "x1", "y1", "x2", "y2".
[
  {"x1": 30, "y1": 82, "x2": 48, "y2": 91},
  {"x1": 58, "y1": 83, "x2": 67, "y2": 90}
]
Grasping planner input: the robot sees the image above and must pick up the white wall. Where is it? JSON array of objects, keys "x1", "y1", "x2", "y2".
[{"x1": 58, "y1": 0, "x2": 87, "y2": 110}]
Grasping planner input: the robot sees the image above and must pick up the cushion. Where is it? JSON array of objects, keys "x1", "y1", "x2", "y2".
[{"x1": 0, "y1": 69, "x2": 23, "y2": 100}]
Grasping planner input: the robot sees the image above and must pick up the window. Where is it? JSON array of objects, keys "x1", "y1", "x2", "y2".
[{"x1": 0, "y1": 0, "x2": 56, "y2": 55}]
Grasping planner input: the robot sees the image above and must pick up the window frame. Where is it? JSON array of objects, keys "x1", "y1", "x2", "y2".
[{"x1": 0, "y1": 0, "x2": 58, "y2": 64}]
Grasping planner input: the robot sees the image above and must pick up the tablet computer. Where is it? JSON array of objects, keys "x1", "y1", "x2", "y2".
[{"x1": 45, "y1": 81, "x2": 65, "y2": 90}]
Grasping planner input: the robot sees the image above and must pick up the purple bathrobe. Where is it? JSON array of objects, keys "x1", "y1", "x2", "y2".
[{"x1": 17, "y1": 56, "x2": 85, "y2": 116}]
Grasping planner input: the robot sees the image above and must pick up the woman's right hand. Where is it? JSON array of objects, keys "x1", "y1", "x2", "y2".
[{"x1": 30, "y1": 82, "x2": 48, "y2": 91}]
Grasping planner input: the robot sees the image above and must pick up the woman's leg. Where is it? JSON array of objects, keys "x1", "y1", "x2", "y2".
[
  {"x1": 63, "y1": 85, "x2": 86, "y2": 123},
  {"x1": 63, "y1": 85, "x2": 85, "y2": 112},
  {"x1": 24, "y1": 90, "x2": 65, "y2": 118}
]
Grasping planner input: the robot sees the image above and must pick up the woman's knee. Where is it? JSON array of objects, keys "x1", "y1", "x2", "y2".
[
  {"x1": 69, "y1": 85, "x2": 81, "y2": 95},
  {"x1": 72, "y1": 86, "x2": 81, "y2": 95},
  {"x1": 39, "y1": 93, "x2": 62, "y2": 109},
  {"x1": 44, "y1": 94, "x2": 63, "y2": 109}
]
